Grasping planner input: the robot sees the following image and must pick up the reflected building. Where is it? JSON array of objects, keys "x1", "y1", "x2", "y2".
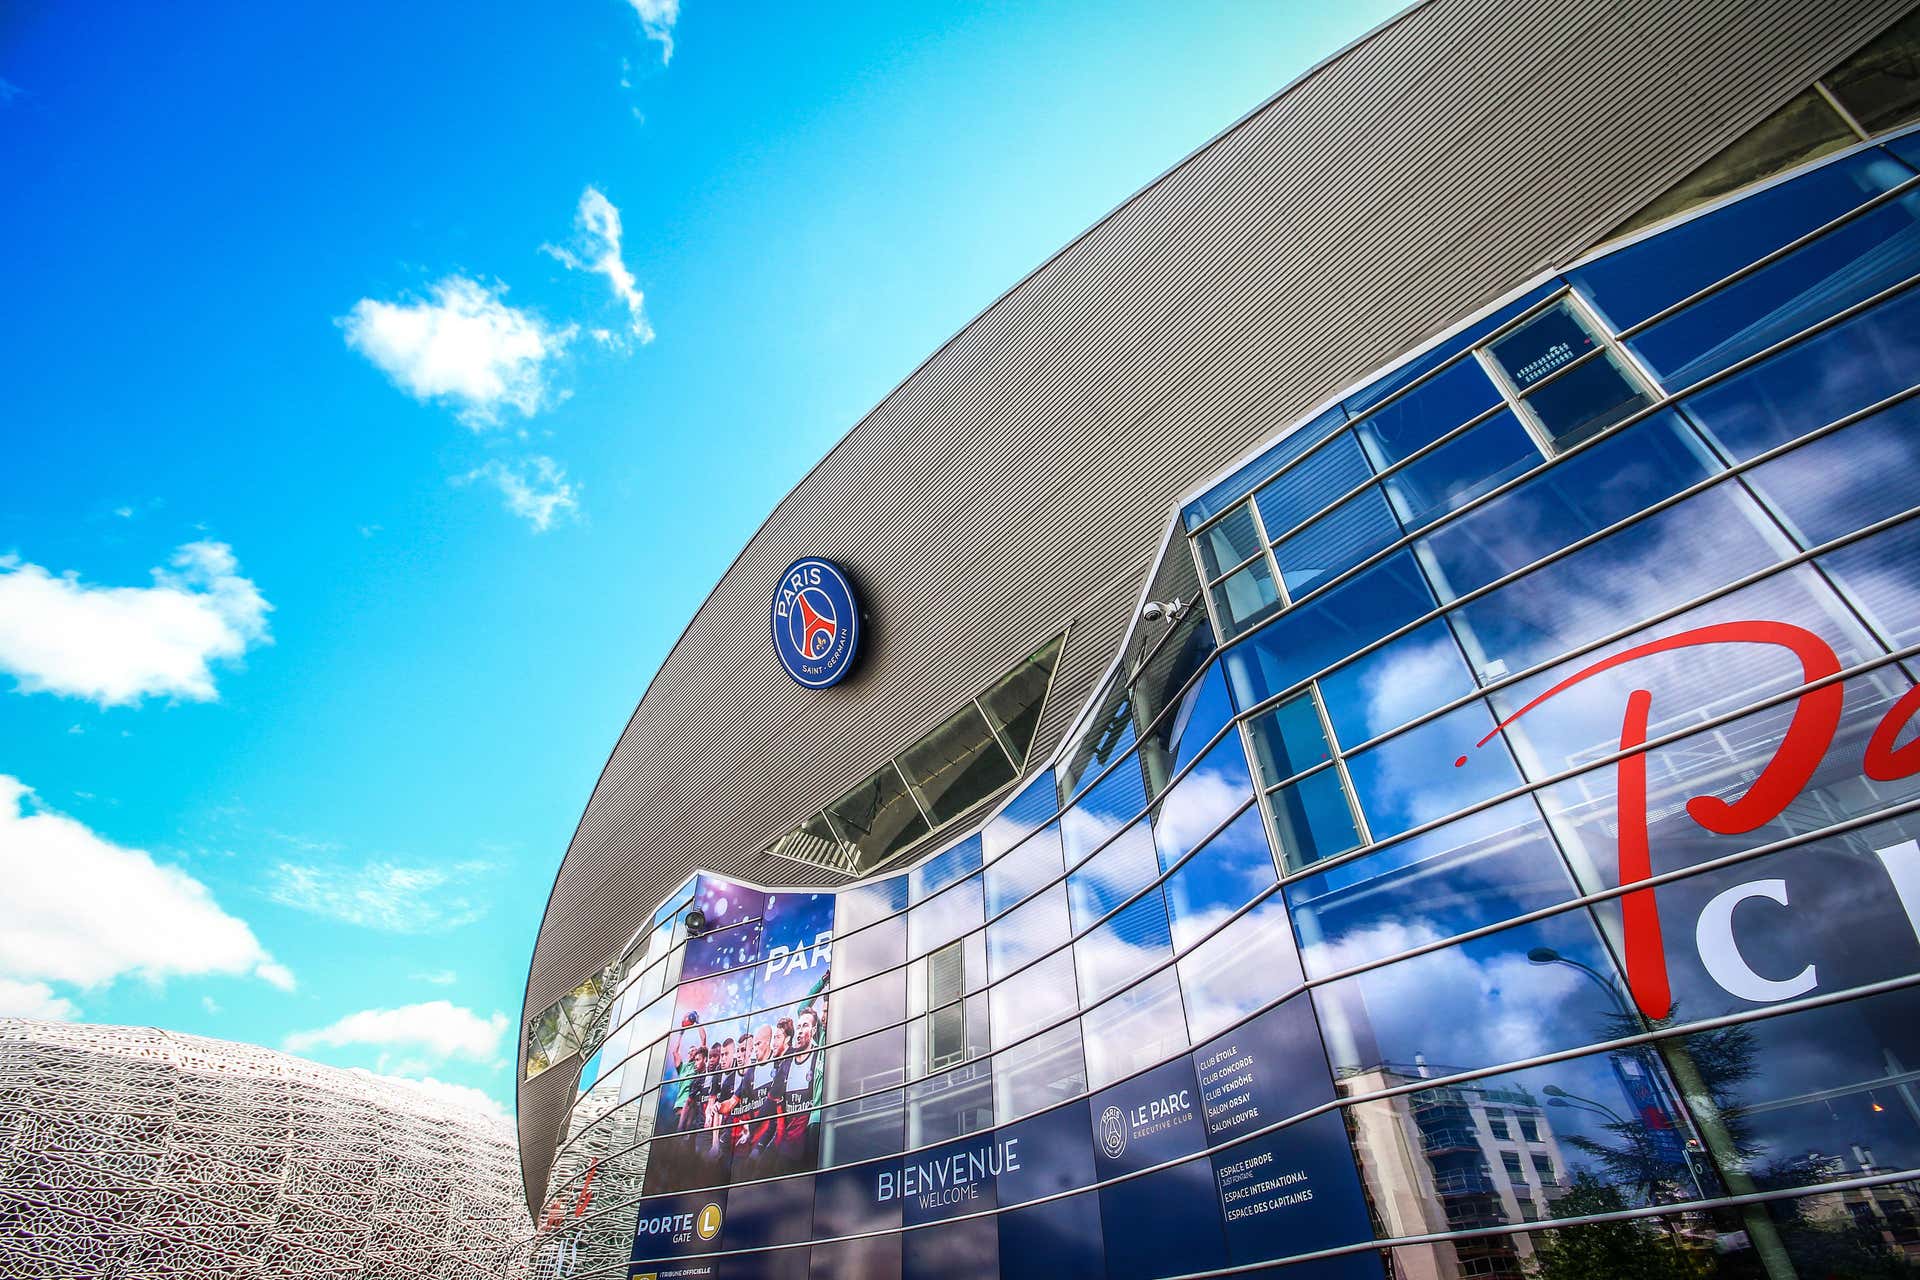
[{"x1": 512, "y1": 4, "x2": 1920, "y2": 1279}]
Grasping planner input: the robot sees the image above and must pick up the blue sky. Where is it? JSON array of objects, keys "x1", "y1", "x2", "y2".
[{"x1": 0, "y1": 1, "x2": 1406, "y2": 1121}]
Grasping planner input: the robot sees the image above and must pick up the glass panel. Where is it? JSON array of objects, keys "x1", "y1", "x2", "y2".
[
  {"x1": 908, "y1": 1057, "x2": 993, "y2": 1147},
  {"x1": 1265, "y1": 766, "x2": 1364, "y2": 873},
  {"x1": 908, "y1": 874, "x2": 984, "y2": 960},
  {"x1": 1607, "y1": 86, "x2": 1860, "y2": 240},
  {"x1": 1059, "y1": 675, "x2": 1134, "y2": 803},
  {"x1": 898, "y1": 705, "x2": 1016, "y2": 827},
  {"x1": 1380, "y1": 407, "x2": 1542, "y2": 530},
  {"x1": 1271, "y1": 485, "x2": 1402, "y2": 597},
  {"x1": 1287, "y1": 797, "x2": 1575, "y2": 979},
  {"x1": 1827, "y1": 9, "x2": 1920, "y2": 133},
  {"x1": 1223, "y1": 550, "x2": 1437, "y2": 711},
  {"x1": 1246, "y1": 692, "x2": 1333, "y2": 786},
  {"x1": 1173, "y1": 894, "x2": 1302, "y2": 1044},
  {"x1": 766, "y1": 810, "x2": 857, "y2": 874},
  {"x1": 1318, "y1": 619, "x2": 1478, "y2": 746},
  {"x1": 1184, "y1": 405, "x2": 1345, "y2": 530},
  {"x1": 984, "y1": 818, "x2": 1061, "y2": 918},
  {"x1": 977, "y1": 635, "x2": 1064, "y2": 769},
  {"x1": 828, "y1": 764, "x2": 930, "y2": 873},
  {"x1": 986, "y1": 884, "x2": 1069, "y2": 983},
  {"x1": 1519, "y1": 347, "x2": 1653, "y2": 452},
  {"x1": 1342, "y1": 701, "x2": 1527, "y2": 842},
  {"x1": 1138, "y1": 660, "x2": 1233, "y2": 802},
  {"x1": 838, "y1": 877, "x2": 907, "y2": 932},
  {"x1": 910, "y1": 835, "x2": 982, "y2": 904},
  {"x1": 1066, "y1": 819, "x2": 1159, "y2": 929},
  {"x1": 1074, "y1": 892, "x2": 1174, "y2": 1003},
  {"x1": 1129, "y1": 606, "x2": 1219, "y2": 798},
  {"x1": 1744, "y1": 396, "x2": 1920, "y2": 544},
  {"x1": 1150, "y1": 735, "x2": 1254, "y2": 874},
  {"x1": 992, "y1": 1022, "x2": 1087, "y2": 1124},
  {"x1": 1252, "y1": 430, "x2": 1372, "y2": 539},
  {"x1": 990, "y1": 951, "x2": 1079, "y2": 1050},
  {"x1": 1343, "y1": 281, "x2": 1563, "y2": 419},
  {"x1": 1161, "y1": 804, "x2": 1278, "y2": 954},
  {"x1": 1197, "y1": 502, "x2": 1263, "y2": 580},
  {"x1": 1080, "y1": 967, "x2": 1190, "y2": 1091},
  {"x1": 982, "y1": 770, "x2": 1058, "y2": 864},
  {"x1": 1211, "y1": 556, "x2": 1281, "y2": 635},
  {"x1": 1415, "y1": 411, "x2": 1718, "y2": 604},
  {"x1": 1059, "y1": 751, "x2": 1147, "y2": 870},
  {"x1": 1819, "y1": 517, "x2": 1920, "y2": 649},
  {"x1": 1355, "y1": 357, "x2": 1503, "y2": 469},
  {"x1": 1629, "y1": 187, "x2": 1920, "y2": 390},
  {"x1": 1679, "y1": 282, "x2": 1920, "y2": 460},
  {"x1": 835, "y1": 913, "x2": 905, "y2": 988}
]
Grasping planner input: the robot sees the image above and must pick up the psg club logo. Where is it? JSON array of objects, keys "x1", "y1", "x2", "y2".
[
  {"x1": 772, "y1": 558, "x2": 861, "y2": 689},
  {"x1": 1097, "y1": 1105, "x2": 1128, "y2": 1160}
]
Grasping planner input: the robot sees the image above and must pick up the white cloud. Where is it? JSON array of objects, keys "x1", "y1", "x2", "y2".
[
  {"x1": 0, "y1": 978, "x2": 79, "y2": 1020},
  {"x1": 544, "y1": 187, "x2": 652, "y2": 343},
  {"x1": 201, "y1": 996, "x2": 221, "y2": 1015},
  {"x1": 286, "y1": 1001, "x2": 508, "y2": 1062},
  {"x1": 339, "y1": 276, "x2": 575, "y2": 428},
  {"x1": 625, "y1": 0, "x2": 679, "y2": 63},
  {"x1": 0, "y1": 541, "x2": 271, "y2": 706},
  {"x1": 459, "y1": 456, "x2": 579, "y2": 532},
  {"x1": 358, "y1": 1070, "x2": 511, "y2": 1126},
  {"x1": 413, "y1": 969, "x2": 459, "y2": 986},
  {"x1": 268, "y1": 860, "x2": 492, "y2": 933},
  {"x1": 0, "y1": 777, "x2": 291, "y2": 1005}
]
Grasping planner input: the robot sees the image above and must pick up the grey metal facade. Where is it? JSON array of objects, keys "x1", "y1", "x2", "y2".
[{"x1": 517, "y1": 0, "x2": 1916, "y2": 1213}]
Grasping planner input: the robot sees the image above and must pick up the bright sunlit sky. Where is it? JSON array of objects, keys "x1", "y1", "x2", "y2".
[{"x1": 0, "y1": 1, "x2": 1407, "y2": 1122}]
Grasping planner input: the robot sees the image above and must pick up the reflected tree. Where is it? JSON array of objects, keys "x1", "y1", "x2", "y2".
[{"x1": 1528, "y1": 1176, "x2": 1700, "y2": 1280}]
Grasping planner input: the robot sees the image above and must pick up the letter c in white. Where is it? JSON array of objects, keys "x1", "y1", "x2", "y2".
[{"x1": 1695, "y1": 878, "x2": 1816, "y2": 1003}]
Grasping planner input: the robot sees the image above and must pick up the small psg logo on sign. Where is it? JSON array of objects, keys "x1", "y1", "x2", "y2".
[
  {"x1": 772, "y1": 558, "x2": 861, "y2": 689},
  {"x1": 1097, "y1": 1105, "x2": 1128, "y2": 1160}
]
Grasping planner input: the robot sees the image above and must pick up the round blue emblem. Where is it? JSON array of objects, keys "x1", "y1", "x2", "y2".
[{"x1": 772, "y1": 558, "x2": 861, "y2": 688}]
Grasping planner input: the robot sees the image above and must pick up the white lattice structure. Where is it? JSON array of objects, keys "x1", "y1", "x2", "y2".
[{"x1": 0, "y1": 1020, "x2": 522, "y2": 1279}]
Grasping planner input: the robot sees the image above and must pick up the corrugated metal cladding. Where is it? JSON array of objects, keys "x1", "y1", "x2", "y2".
[{"x1": 515, "y1": 0, "x2": 1917, "y2": 1209}]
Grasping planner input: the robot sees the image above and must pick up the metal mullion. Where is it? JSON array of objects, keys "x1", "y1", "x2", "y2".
[
  {"x1": 1814, "y1": 77, "x2": 1874, "y2": 143},
  {"x1": 1614, "y1": 170, "x2": 1920, "y2": 341},
  {"x1": 1204, "y1": 545, "x2": 1268, "y2": 589},
  {"x1": 1215, "y1": 267, "x2": 1920, "y2": 667},
  {"x1": 973, "y1": 695, "x2": 1020, "y2": 771}
]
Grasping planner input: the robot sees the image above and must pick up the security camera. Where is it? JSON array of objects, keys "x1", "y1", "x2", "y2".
[
  {"x1": 1142, "y1": 601, "x2": 1167, "y2": 624},
  {"x1": 1141, "y1": 597, "x2": 1186, "y2": 624},
  {"x1": 683, "y1": 908, "x2": 708, "y2": 937}
]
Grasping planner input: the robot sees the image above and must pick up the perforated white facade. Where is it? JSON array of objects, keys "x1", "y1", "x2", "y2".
[{"x1": 0, "y1": 1020, "x2": 521, "y2": 1279}]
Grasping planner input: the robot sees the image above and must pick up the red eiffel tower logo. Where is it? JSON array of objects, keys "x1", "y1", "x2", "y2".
[{"x1": 797, "y1": 594, "x2": 837, "y2": 658}]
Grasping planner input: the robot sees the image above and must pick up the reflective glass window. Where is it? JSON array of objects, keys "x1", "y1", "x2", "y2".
[
  {"x1": 1185, "y1": 405, "x2": 1346, "y2": 530},
  {"x1": 1415, "y1": 411, "x2": 1718, "y2": 603},
  {"x1": 1628, "y1": 187, "x2": 1920, "y2": 390},
  {"x1": 1246, "y1": 691, "x2": 1332, "y2": 785},
  {"x1": 1343, "y1": 282, "x2": 1562, "y2": 418},
  {"x1": 1129, "y1": 609, "x2": 1219, "y2": 799},
  {"x1": 1253, "y1": 430, "x2": 1372, "y2": 540},
  {"x1": 1150, "y1": 735, "x2": 1254, "y2": 873},
  {"x1": 992, "y1": 1023, "x2": 1088, "y2": 1126},
  {"x1": 1223, "y1": 550, "x2": 1437, "y2": 711},
  {"x1": 1343, "y1": 701, "x2": 1526, "y2": 842},
  {"x1": 1264, "y1": 765, "x2": 1364, "y2": 874},
  {"x1": 1066, "y1": 819, "x2": 1158, "y2": 928},
  {"x1": 1819, "y1": 518, "x2": 1920, "y2": 649},
  {"x1": 1139, "y1": 662, "x2": 1234, "y2": 796},
  {"x1": 1826, "y1": 10, "x2": 1920, "y2": 134},
  {"x1": 1161, "y1": 804, "x2": 1277, "y2": 954},
  {"x1": 1356, "y1": 357, "x2": 1504, "y2": 469},
  {"x1": 828, "y1": 764, "x2": 931, "y2": 871},
  {"x1": 836, "y1": 912, "x2": 905, "y2": 988},
  {"x1": 1073, "y1": 891, "x2": 1174, "y2": 1003},
  {"x1": 1488, "y1": 301, "x2": 1654, "y2": 450},
  {"x1": 984, "y1": 819, "x2": 1061, "y2": 917},
  {"x1": 898, "y1": 706, "x2": 1016, "y2": 828},
  {"x1": 1585, "y1": 146, "x2": 1910, "y2": 325},
  {"x1": 1679, "y1": 282, "x2": 1920, "y2": 459},
  {"x1": 1271, "y1": 485, "x2": 1403, "y2": 596},
  {"x1": 838, "y1": 877, "x2": 907, "y2": 933},
  {"x1": 910, "y1": 835, "x2": 982, "y2": 904},
  {"x1": 1287, "y1": 797, "x2": 1575, "y2": 978},
  {"x1": 986, "y1": 884, "x2": 1069, "y2": 983},
  {"x1": 908, "y1": 873, "x2": 984, "y2": 959},
  {"x1": 1174, "y1": 893, "x2": 1300, "y2": 1046},
  {"x1": 977, "y1": 635, "x2": 1064, "y2": 770},
  {"x1": 1059, "y1": 750, "x2": 1147, "y2": 869},
  {"x1": 1197, "y1": 502, "x2": 1264, "y2": 580},
  {"x1": 833, "y1": 965, "x2": 905, "y2": 1044},
  {"x1": 1211, "y1": 555, "x2": 1281, "y2": 635},
  {"x1": 1080, "y1": 967, "x2": 1190, "y2": 1090},
  {"x1": 983, "y1": 771, "x2": 1058, "y2": 863},
  {"x1": 907, "y1": 1057, "x2": 994, "y2": 1147},
  {"x1": 820, "y1": 1031, "x2": 906, "y2": 1166},
  {"x1": 1318, "y1": 619, "x2": 1477, "y2": 746},
  {"x1": 1059, "y1": 676, "x2": 1135, "y2": 803},
  {"x1": 990, "y1": 951, "x2": 1079, "y2": 1049},
  {"x1": 1744, "y1": 396, "x2": 1920, "y2": 544},
  {"x1": 1380, "y1": 407, "x2": 1542, "y2": 530}
]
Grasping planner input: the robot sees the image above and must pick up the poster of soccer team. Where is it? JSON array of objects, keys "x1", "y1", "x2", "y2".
[{"x1": 644, "y1": 875, "x2": 836, "y2": 1194}]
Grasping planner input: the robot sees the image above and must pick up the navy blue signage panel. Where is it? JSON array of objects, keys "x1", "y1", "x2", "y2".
[
  {"x1": 1194, "y1": 997, "x2": 1335, "y2": 1145},
  {"x1": 809, "y1": 1235, "x2": 900, "y2": 1280},
  {"x1": 996, "y1": 1194, "x2": 1105, "y2": 1280},
  {"x1": 631, "y1": 1189, "x2": 729, "y2": 1278},
  {"x1": 813, "y1": 1159, "x2": 901, "y2": 1239},
  {"x1": 1089, "y1": 1058, "x2": 1226, "y2": 1280},
  {"x1": 1089, "y1": 1057, "x2": 1207, "y2": 1176},
  {"x1": 904, "y1": 1215, "x2": 998, "y2": 1280},
  {"x1": 996, "y1": 1101, "x2": 1095, "y2": 1207},
  {"x1": 897, "y1": 1130, "x2": 1015, "y2": 1225},
  {"x1": 722, "y1": 1176, "x2": 813, "y2": 1252},
  {"x1": 1212, "y1": 1110, "x2": 1381, "y2": 1276}
]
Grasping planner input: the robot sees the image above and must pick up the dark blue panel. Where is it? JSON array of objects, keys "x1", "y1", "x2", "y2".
[
  {"x1": 1273, "y1": 487, "x2": 1404, "y2": 595},
  {"x1": 813, "y1": 1158, "x2": 901, "y2": 1239},
  {"x1": 1379, "y1": 408, "x2": 1540, "y2": 531},
  {"x1": 1342, "y1": 281, "x2": 1560, "y2": 418},
  {"x1": 1571, "y1": 147, "x2": 1914, "y2": 331},
  {"x1": 1744, "y1": 396, "x2": 1920, "y2": 544},
  {"x1": 1166, "y1": 663, "x2": 1236, "y2": 779},
  {"x1": 1223, "y1": 552, "x2": 1436, "y2": 711},
  {"x1": 1193, "y1": 997, "x2": 1333, "y2": 1147},
  {"x1": 902, "y1": 1216, "x2": 997, "y2": 1280},
  {"x1": 1820, "y1": 518, "x2": 1920, "y2": 649},
  {"x1": 1354, "y1": 358, "x2": 1503, "y2": 468},
  {"x1": 895, "y1": 1130, "x2": 1018, "y2": 1225},
  {"x1": 1099, "y1": 1161, "x2": 1228, "y2": 1280},
  {"x1": 1629, "y1": 188, "x2": 1920, "y2": 390},
  {"x1": 1680, "y1": 283, "x2": 1920, "y2": 459},
  {"x1": 809, "y1": 1235, "x2": 900, "y2": 1280},
  {"x1": 1253, "y1": 431, "x2": 1373, "y2": 539},
  {"x1": 997, "y1": 1100, "x2": 1096, "y2": 1207},
  {"x1": 1212, "y1": 1111, "x2": 1378, "y2": 1271},
  {"x1": 1089, "y1": 1057, "x2": 1206, "y2": 1178},
  {"x1": 632, "y1": 1189, "x2": 729, "y2": 1265},
  {"x1": 722, "y1": 1176, "x2": 813, "y2": 1253},
  {"x1": 1186, "y1": 407, "x2": 1347, "y2": 530},
  {"x1": 718, "y1": 1244, "x2": 810, "y2": 1280},
  {"x1": 998, "y1": 1194, "x2": 1105, "y2": 1280}
]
